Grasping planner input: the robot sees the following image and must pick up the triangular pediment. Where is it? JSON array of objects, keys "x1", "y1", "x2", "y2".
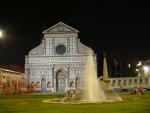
[{"x1": 43, "y1": 22, "x2": 79, "y2": 34}]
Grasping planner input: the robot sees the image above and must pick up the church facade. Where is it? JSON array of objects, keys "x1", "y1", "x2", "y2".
[{"x1": 25, "y1": 22, "x2": 97, "y2": 92}]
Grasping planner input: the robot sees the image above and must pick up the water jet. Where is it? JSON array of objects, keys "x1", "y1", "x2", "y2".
[{"x1": 43, "y1": 49, "x2": 122, "y2": 104}]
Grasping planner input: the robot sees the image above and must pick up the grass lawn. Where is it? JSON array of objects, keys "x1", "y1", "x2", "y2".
[{"x1": 0, "y1": 91, "x2": 150, "y2": 113}]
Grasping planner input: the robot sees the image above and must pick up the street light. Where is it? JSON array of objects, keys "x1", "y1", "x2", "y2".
[
  {"x1": 143, "y1": 66, "x2": 149, "y2": 76},
  {"x1": 0, "y1": 30, "x2": 2, "y2": 38}
]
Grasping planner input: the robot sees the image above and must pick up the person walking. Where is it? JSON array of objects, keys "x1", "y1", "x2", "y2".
[{"x1": 139, "y1": 84, "x2": 144, "y2": 95}]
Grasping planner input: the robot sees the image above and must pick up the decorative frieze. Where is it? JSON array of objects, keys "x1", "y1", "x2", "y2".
[{"x1": 28, "y1": 56, "x2": 88, "y2": 63}]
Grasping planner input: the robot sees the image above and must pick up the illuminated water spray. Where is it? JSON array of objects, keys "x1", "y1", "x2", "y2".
[
  {"x1": 82, "y1": 50, "x2": 106, "y2": 101},
  {"x1": 44, "y1": 49, "x2": 122, "y2": 103}
]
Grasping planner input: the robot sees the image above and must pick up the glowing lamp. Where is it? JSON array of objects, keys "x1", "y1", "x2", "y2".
[
  {"x1": 143, "y1": 66, "x2": 149, "y2": 71},
  {"x1": 0, "y1": 30, "x2": 2, "y2": 37}
]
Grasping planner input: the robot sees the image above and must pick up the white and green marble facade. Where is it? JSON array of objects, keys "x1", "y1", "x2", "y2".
[{"x1": 25, "y1": 22, "x2": 97, "y2": 92}]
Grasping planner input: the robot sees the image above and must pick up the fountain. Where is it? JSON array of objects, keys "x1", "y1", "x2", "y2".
[
  {"x1": 43, "y1": 49, "x2": 122, "y2": 103},
  {"x1": 82, "y1": 50, "x2": 106, "y2": 101}
]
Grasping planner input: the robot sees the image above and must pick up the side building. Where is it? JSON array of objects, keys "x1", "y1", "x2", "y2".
[
  {"x1": 0, "y1": 68, "x2": 27, "y2": 94},
  {"x1": 99, "y1": 58, "x2": 150, "y2": 91},
  {"x1": 136, "y1": 60, "x2": 150, "y2": 77},
  {"x1": 25, "y1": 22, "x2": 97, "y2": 92}
]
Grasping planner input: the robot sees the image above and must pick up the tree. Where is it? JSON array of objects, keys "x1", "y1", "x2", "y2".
[
  {"x1": 111, "y1": 59, "x2": 118, "y2": 78},
  {"x1": 128, "y1": 62, "x2": 138, "y2": 77}
]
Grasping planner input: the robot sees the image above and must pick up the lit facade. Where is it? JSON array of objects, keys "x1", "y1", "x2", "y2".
[
  {"x1": 25, "y1": 22, "x2": 97, "y2": 92},
  {"x1": 136, "y1": 60, "x2": 150, "y2": 77}
]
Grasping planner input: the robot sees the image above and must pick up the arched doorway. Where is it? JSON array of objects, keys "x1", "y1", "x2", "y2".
[
  {"x1": 41, "y1": 78, "x2": 46, "y2": 92},
  {"x1": 75, "y1": 77, "x2": 80, "y2": 90},
  {"x1": 139, "y1": 79, "x2": 143, "y2": 85},
  {"x1": 145, "y1": 79, "x2": 149, "y2": 85},
  {"x1": 129, "y1": 79, "x2": 132, "y2": 86},
  {"x1": 134, "y1": 79, "x2": 138, "y2": 87},
  {"x1": 118, "y1": 80, "x2": 122, "y2": 86},
  {"x1": 56, "y1": 70, "x2": 67, "y2": 92},
  {"x1": 112, "y1": 80, "x2": 116, "y2": 86},
  {"x1": 123, "y1": 80, "x2": 127, "y2": 86}
]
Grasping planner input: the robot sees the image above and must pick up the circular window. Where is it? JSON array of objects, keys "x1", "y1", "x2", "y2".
[{"x1": 56, "y1": 45, "x2": 66, "y2": 55}]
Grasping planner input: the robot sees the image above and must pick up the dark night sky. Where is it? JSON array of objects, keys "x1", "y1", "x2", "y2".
[{"x1": 0, "y1": 1, "x2": 150, "y2": 68}]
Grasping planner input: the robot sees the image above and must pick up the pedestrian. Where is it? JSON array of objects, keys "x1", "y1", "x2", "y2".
[
  {"x1": 131, "y1": 87, "x2": 137, "y2": 94},
  {"x1": 139, "y1": 84, "x2": 143, "y2": 95}
]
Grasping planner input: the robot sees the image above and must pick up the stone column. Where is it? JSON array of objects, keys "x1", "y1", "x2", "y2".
[
  {"x1": 67, "y1": 66, "x2": 70, "y2": 87},
  {"x1": 26, "y1": 68, "x2": 30, "y2": 85},
  {"x1": 109, "y1": 80, "x2": 112, "y2": 87},
  {"x1": 148, "y1": 78, "x2": 150, "y2": 87},
  {"x1": 137, "y1": 79, "x2": 140, "y2": 87},
  {"x1": 52, "y1": 67, "x2": 54, "y2": 88},
  {"x1": 126, "y1": 79, "x2": 129, "y2": 86},
  {"x1": 65, "y1": 76, "x2": 68, "y2": 92},
  {"x1": 16, "y1": 80, "x2": 19, "y2": 93},
  {"x1": 132, "y1": 79, "x2": 134, "y2": 87},
  {"x1": 53, "y1": 67, "x2": 56, "y2": 92}
]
